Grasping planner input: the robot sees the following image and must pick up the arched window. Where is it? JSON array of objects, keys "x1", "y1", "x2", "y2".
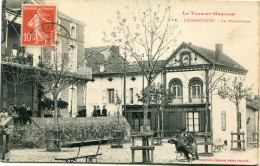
[
  {"x1": 169, "y1": 78, "x2": 183, "y2": 101},
  {"x1": 189, "y1": 77, "x2": 203, "y2": 102}
]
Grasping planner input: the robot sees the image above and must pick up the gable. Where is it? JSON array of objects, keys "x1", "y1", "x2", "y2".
[{"x1": 166, "y1": 46, "x2": 209, "y2": 67}]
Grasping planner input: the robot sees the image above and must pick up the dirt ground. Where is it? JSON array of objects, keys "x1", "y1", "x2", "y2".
[{"x1": 7, "y1": 139, "x2": 259, "y2": 165}]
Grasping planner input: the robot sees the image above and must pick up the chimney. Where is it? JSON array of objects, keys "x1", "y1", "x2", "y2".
[{"x1": 215, "y1": 44, "x2": 223, "y2": 60}]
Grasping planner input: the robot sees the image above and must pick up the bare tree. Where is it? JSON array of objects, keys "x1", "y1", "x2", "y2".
[
  {"x1": 32, "y1": 44, "x2": 85, "y2": 118},
  {"x1": 103, "y1": 0, "x2": 181, "y2": 132},
  {"x1": 1, "y1": 63, "x2": 31, "y2": 104},
  {"x1": 218, "y1": 77, "x2": 253, "y2": 148}
]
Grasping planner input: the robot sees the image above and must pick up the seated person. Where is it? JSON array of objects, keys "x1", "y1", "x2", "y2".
[
  {"x1": 168, "y1": 130, "x2": 194, "y2": 162},
  {"x1": 185, "y1": 133, "x2": 199, "y2": 160},
  {"x1": 0, "y1": 108, "x2": 8, "y2": 122}
]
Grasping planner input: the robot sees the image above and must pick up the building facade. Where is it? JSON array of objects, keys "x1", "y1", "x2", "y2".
[
  {"x1": 85, "y1": 42, "x2": 248, "y2": 149},
  {"x1": 1, "y1": 0, "x2": 92, "y2": 117}
]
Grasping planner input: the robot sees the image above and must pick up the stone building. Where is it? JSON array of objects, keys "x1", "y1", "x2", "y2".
[
  {"x1": 85, "y1": 42, "x2": 248, "y2": 149},
  {"x1": 1, "y1": 0, "x2": 92, "y2": 117}
]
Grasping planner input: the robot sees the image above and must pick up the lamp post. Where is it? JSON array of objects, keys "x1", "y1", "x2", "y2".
[{"x1": 70, "y1": 84, "x2": 75, "y2": 117}]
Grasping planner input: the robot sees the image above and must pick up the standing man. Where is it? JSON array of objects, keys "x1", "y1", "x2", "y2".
[
  {"x1": 96, "y1": 106, "x2": 101, "y2": 117},
  {"x1": 102, "y1": 105, "x2": 107, "y2": 116},
  {"x1": 81, "y1": 106, "x2": 86, "y2": 117},
  {"x1": 26, "y1": 106, "x2": 32, "y2": 124},
  {"x1": 92, "y1": 106, "x2": 97, "y2": 117},
  {"x1": 19, "y1": 104, "x2": 27, "y2": 124}
]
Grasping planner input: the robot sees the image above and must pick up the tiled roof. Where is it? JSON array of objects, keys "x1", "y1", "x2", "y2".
[
  {"x1": 85, "y1": 46, "x2": 165, "y2": 75},
  {"x1": 182, "y1": 42, "x2": 247, "y2": 71},
  {"x1": 87, "y1": 42, "x2": 247, "y2": 75},
  {"x1": 246, "y1": 96, "x2": 259, "y2": 111}
]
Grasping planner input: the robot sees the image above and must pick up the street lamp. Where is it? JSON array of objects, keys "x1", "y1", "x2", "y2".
[{"x1": 70, "y1": 84, "x2": 75, "y2": 117}]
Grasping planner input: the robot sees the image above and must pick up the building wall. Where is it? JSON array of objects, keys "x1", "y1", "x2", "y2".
[
  {"x1": 86, "y1": 73, "x2": 163, "y2": 116},
  {"x1": 246, "y1": 107, "x2": 256, "y2": 146},
  {"x1": 166, "y1": 70, "x2": 206, "y2": 104},
  {"x1": 1, "y1": 11, "x2": 89, "y2": 117},
  {"x1": 1, "y1": 79, "x2": 33, "y2": 110},
  {"x1": 211, "y1": 71, "x2": 247, "y2": 149}
]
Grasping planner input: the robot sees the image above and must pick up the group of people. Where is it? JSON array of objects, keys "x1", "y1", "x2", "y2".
[
  {"x1": 92, "y1": 105, "x2": 107, "y2": 117},
  {"x1": 168, "y1": 129, "x2": 199, "y2": 162},
  {"x1": 0, "y1": 104, "x2": 32, "y2": 125},
  {"x1": 76, "y1": 106, "x2": 87, "y2": 117}
]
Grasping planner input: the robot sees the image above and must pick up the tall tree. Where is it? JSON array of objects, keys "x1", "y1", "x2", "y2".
[{"x1": 103, "y1": 0, "x2": 180, "y2": 132}]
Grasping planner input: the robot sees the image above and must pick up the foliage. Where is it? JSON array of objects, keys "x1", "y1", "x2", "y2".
[
  {"x1": 39, "y1": 97, "x2": 68, "y2": 109},
  {"x1": 217, "y1": 77, "x2": 253, "y2": 105},
  {"x1": 136, "y1": 83, "x2": 173, "y2": 108}
]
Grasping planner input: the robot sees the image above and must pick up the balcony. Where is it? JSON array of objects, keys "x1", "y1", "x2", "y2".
[
  {"x1": 189, "y1": 95, "x2": 204, "y2": 104},
  {"x1": 170, "y1": 96, "x2": 183, "y2": 104},
  {"x1": 1, "y1": 53, "x2": 33, "y2": 66}
]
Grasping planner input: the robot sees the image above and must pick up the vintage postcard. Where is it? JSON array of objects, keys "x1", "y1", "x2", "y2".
[{"x1": 0, "y1": 0, "x2": 259, "y2": 165}]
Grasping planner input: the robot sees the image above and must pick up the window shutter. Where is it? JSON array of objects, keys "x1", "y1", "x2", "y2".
[
  {"x1": 102, "y1": 90, "x2": 107, "y2": 104},
  {"x1": 199, "y1": 111, "x2": 205, "y2": 132},
  {"x1": 114, "y1": 90, "x2": 118, "y2": 104},
  {"x1": 133, "y1": 88, "x2": 138, "y2": 104},
  {"x1": 181, "y1": 111, "x2": 186, "y2": 130},
  {"x1": 126, "y1": 90, "x2": 130, "y2": 104}
]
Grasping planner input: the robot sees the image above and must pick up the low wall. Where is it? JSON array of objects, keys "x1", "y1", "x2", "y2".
[{"x1": 8, "y1": 116, "x2": 131, "y2": 149}]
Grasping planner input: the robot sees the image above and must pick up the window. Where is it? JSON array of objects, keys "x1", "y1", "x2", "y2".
[
  {"x1": 13, "y1": 44, "x2": 18, "y2": 49},
  {"x1": 189, "y1": 77, "x2": 203, "y2": 102},
  {"x1": 70, "y1": 23, "x2": 76, "y2": 39},
  {"x1": 108, "y1": 89, "x2": 114, "y2": 103},
  {"x1": 68, "y1": 44, "x2": 77, "y2": 72},
  {"x1": 221, "y1": 111, "x2": 226, "y2": 131},
  {"x1": 12, "y1": 44, "x2": 18, "y2": 56},
  {"x1": 186, "y1": 112, "x2": 199, "y2": 132},
  {"x1": 169, "y1": 78, "x2": 183, "y2": 100},
  {"x1": 130, "y1": 88, "x2": 134, "y2": 104}
]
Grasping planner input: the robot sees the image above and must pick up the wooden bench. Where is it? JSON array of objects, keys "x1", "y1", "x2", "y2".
[{"x1": 54, "y1": 142, "x2": 102, "y2": 163}]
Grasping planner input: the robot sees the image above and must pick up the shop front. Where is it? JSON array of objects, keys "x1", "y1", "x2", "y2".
[{"x1": 124, "y1": 104, "x2": 209, "y2": 137}]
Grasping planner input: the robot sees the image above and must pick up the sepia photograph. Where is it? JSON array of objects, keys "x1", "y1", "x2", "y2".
[{"x1": 0, "y1": 0, "x2": 259, "y2": 165}]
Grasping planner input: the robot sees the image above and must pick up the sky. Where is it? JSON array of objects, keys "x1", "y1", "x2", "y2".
[{"x1": 46, "y1": 0, "x2": 259, "y2": 94}]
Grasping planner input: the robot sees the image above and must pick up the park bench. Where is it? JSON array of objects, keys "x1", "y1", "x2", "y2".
[{"x1": 54, "y1": 141, "x2": 102, "y2": 163}]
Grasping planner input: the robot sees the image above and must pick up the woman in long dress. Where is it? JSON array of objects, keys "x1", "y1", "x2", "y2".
[{"x1": 28, "y1": 8, "x2": 50, "y2": 44}]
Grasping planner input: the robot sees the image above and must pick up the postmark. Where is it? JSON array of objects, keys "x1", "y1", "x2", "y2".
[{"x1": 21, "y1": 5, "x2": 57, "y2": 47}]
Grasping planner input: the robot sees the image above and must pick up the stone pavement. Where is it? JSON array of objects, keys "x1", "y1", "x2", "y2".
[{"x1": 8, "y1": 139, "x2": 259, "y2": 165}]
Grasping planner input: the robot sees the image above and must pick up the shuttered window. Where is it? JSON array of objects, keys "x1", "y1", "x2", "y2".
[
  {"x1": 130, "y1": 88, "x2": 134, "y2": 104},
  {"x1": 108, "y1": 89, "x2": 114, "y2": 103}
]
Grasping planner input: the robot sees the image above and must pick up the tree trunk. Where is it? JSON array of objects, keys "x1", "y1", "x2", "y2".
[
  {"x1": 205, "y1": 69, "x2": 209, "y2": 153},
  {"x1": 14, "y1": 84, "x2": 17, "y2": 104},
  {"x1": 143, "y1": 82, "x2": 151, "y2": 132},
  {"x1": 53, "y1": 94, "x2": 58, "y2": 119},
  {"x1": 236, "y1": 103, "x2": 241, "y2": 148}
]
